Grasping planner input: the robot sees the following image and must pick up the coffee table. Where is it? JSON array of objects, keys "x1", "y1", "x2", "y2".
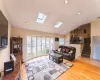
[{"x1": 49, "y1": 53, "x2": 63, "y2": 64}]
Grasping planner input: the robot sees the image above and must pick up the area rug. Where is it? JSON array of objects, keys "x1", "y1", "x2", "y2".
[{"x1": 25, "y1": 56, "x2": 72, "y2": 80}]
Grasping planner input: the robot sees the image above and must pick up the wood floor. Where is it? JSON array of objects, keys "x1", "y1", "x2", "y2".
[{"x1": 20, "y1": 57, "x2": 100, "y2": 80}]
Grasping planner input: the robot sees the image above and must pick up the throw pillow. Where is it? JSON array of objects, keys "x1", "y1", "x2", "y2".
[
  {"x1": 66, "y1": 48, "x2": 69, "y2": 53},
  {"x1": 63, "y1": 48, "x2": 66, "y2": 53},
  {"x1": 58, "y1": 48, "x2": 61, "y2": 52},
  {"x1": 69, "y1": 50, "x2": 73, "y2": 54}
]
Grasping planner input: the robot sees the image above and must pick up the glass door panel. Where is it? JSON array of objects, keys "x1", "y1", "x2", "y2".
[
  {"x1": 26, "y1": 36, "x2": 55, "y2": 60},
  {"x1": 32, "y1": 37, "x2": 37, "y2": 57},
  {"x1": 50, "y1": 38, "x2": 54, "y2": 53},
  {"x1": 37, "y1": 37, "x2": 42, "y2": 56},
  {"x1": 26, "y1": 36, "x2": 32, "y2": 59},
  {"x1": 46, "y1": 38, "x2": 50, "y2": 54},
  {"x1": 42, "y1": 37, "x2": 46, "y2": 55}
]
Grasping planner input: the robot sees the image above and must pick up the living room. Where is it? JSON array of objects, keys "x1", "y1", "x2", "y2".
[{"x1": 0, "y1": 0, "x2": 100, "y2": 80}]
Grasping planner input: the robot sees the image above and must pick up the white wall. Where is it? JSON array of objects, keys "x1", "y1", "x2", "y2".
[{"x1": 0, "y1": 0, "x2": 11, "y2": 71}]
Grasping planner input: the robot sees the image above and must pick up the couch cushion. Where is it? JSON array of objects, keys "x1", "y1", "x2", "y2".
[{"x1": 69, "y1": 50, "x2": 73, "y2": 54}]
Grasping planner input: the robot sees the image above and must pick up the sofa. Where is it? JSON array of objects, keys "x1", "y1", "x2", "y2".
[{"x1": 54, "y1": 46, "x2": 76, "y2": 61}]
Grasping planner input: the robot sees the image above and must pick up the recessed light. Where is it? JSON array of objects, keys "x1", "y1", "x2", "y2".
[
  {"x1": 65, "y1": 0, "x2": 68, "y2": 4},
  {"x1": 45, "y1": 27, "x2": 46, "y2": 28},
  {"x1": 77, "y1": 13, "x2": 80, "y2": 15},
  {"x1": 25, "y1": 22, "x2": 28, "y2": 24}
]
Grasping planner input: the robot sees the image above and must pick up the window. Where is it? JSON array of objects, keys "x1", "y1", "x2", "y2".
[
  {"x1": 42, "y1": 37, "x2": 46, "y2": 54},
  {"x1": 59, "y1": 38, "x2": 65, "y2": 45},
  {"x1": 36, "y1": 13, "x2": 47, "y2": 24},
  {"x1": 54, "y1": 21, "x2": 63, "y2": 28},
  {"x1": 46, "y1": 38, "x2": 50, "y2": 54},
  {"x1": 50, "y1": 38, "x2": 54, "y2": 53},
  {"x1": 37, "y1": 37, "x2": 42, "y2": 56},
  {"x1": 27, "y1": 36, "x2": 32, "y2": 59},
  {"x1": 26, "y1": 36, "x2": 54, "y2": 60},
  {"x1": 32, "y1": 37, "x2": 37, "y2": 57}
]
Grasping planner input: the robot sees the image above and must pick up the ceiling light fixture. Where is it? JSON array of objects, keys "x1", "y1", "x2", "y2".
[
  {"x1": 54, "y1": 22, "x2": 63, "y2": 28},
  {"x1": 45, "y1": 27, "x2": 46, "y2": 28},
  {"x1": 77, "y1": 13, "x2": 80, "y2": 15},
  {"x1": 65, "y1": 0, "x2": 68, "y2": 4}
]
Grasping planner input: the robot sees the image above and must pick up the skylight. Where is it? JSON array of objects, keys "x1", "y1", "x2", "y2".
[
  {"x1": 54, "y1": 22, "x2": 63, "y2": 28},
  {"x1": 36, "y1": 13, "x2": 47, "y2": 24}
]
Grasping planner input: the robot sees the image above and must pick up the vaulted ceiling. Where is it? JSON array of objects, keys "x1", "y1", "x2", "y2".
[{"x1": 3, "y1": 0, "x2": 100, "y2": 35}]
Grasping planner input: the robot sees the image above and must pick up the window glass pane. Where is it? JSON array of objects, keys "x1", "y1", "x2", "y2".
[
  {"x1": 37, "y1": 37, "x2": 42, "y2": 56},
  {"x1": 32, "y1": 37, "x2": 36, "y2": 57},
  {"x1": 42, "y1": 37, "x2": 46, "y2": 54},
  {"x1": 27, "y1": 36, "x2": 31, "y2": 59},
  {"x1": 59, "y1": 38, "x2": 64, "y2": 45},
  {"x1": 46, "y1": 38, "x2": 50, "y2": 54},
  {"x1": 38, "y1": 13, "x2": 44, "y2": 20},
  {"x1": 50, "y1": 38, "x2": 54, "y2": 53}
]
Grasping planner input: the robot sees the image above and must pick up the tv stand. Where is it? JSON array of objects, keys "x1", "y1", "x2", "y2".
[{"x1": 2, "y1": 53, "x2": 22, "y2": 80}]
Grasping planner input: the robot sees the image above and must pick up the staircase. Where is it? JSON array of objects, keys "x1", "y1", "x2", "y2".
[{"x1": 82, "y1": 38, "x2": 91, "y2": 57}]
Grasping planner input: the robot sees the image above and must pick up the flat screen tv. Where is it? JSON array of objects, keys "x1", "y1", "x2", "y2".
[
  {"x1": 0, "y1": 11, "x2": 8, "y2": 49},
  {"x1": 55, "y1": 38, "x2": 59, "y2": 41}
]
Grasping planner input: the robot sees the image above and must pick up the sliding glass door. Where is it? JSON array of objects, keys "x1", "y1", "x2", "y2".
[
  {"x1": 37, "y1": 37, "x2": 42, "y2": 56},
  {"x1": 46, "y1": 38, "x2": 50, "y2": 54},
  {"x1": 50, "y1": 38, "x2": 54, "y2": 53},
  {"x1": 27, "y1": 36, "x2": 32, "y2": 59},
  {"x1": 27, "y1": 36, "x2": 54, "y2": 60},
  {"x1": 32, "y1": 37, "x2": 37, "y2": 57},
  {"x1": 42, "y1": 37, "x2": 46, "y2": 55}
]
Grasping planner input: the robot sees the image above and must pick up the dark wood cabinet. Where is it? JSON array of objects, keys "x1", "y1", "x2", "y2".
[{"x1": 10, "y1": 37, "x2": 22, "y2": 54}]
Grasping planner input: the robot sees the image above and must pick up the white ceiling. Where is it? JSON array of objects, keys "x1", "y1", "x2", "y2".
[{"x1": 3, "y1": 0, "x2": 100, "y2": 35}]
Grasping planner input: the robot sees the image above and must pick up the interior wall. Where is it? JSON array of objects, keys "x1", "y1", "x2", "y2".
[
  {"x1": 0, "y1": 0, "x2": 11, "y2": 72},
  {"x1": 91, "y1": 20, "x2": 100, "y2": 59},
  {"x1": 11, "y1": 27, "x2": 65, "y2": 62}
]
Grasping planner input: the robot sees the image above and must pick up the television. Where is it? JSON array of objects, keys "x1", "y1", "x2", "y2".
[
  {"x1": 55, "y1": 38, "x2": 59, "y2": 41},
  {"x1": 0, "y1": 11, "x2": 8, "y2": 49}
]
